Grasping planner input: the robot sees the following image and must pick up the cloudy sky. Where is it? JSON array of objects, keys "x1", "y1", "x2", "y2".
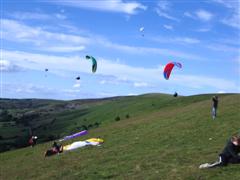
[{"x1": 1, "y1": 0, "x2": 240, "y2": 100}]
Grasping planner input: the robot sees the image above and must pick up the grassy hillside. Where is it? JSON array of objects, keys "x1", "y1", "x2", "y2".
[
  {"x1": 0, "y1": 94, "x2": 240, "y2": 179},
  {"x1": 0, "y1": 93, "x2": 175, "y2": 152}
]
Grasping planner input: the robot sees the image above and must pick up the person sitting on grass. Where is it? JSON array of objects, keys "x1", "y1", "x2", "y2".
[{"x1": 199, "y1": 134, "x2": 240, "y2": 169}]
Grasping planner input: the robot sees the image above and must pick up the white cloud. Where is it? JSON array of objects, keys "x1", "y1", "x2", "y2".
[
  {"x1": 163, "y1": 24, "x2": 173, "y2": 30},
  {"x1": 0, "y1": 60, "x2": 23, "y2": 72},
  {"x1": 100, "y1": 39, "x2": 203, "y2": 60},
  {"x1": 217, "y1": 90, "x2": 226, "y2": 94},
  {"x1": 0, "y1": 60, "x2": 10, "y2": 71},
  {"x1": 2, "y1": 49, "x2": 163, "y2": 84},
  {"x1": 156, "y1": 10, "x2": 179, "y2": 21},
  {"x1": 9, "y1": 11, "x2": 67, "y2": 21},
  {"x1": 175, "y1": 37, "x2": 200, "y2": 44},
  {"x1": 2, "y1": 50, "x2": 91, "y2": 75},
  {"x1": 99, "y1": 79, "x2": 119, "y2": 85},
  {"x1": 73, "y1": 83, "x2": 81, "y2": 88},
  {"x1": 212, "y1": 0, "x2": 240, "y2": 29},
  {"x1": 196, "y1": 10, "x2": 213, "y2": 21},
  {"x1": 156, "y1": 1, "x2": 179, "y2": 21},
  {"x1": 174, "y1": 74, "x2": 238, "y2": 90},
  {"x1": 54, "y1": 13, "x2": 67, "y2": 20},
  {"x1": 51, "y1": 0, "x2": 147, "y2": 15},
  {"x1": 184, "y1": 12, "x2": 194, "y2": 18},
  {"x1": 128, "y1": 93, "x2": 138, "y2": 96},
  {"x1": 206, "y1": 44, "x2": 240, "y2": 53},
  {"x1": 157, "y1": 1, "x2": 171, "y2": 11},
  {"x1": 10, "y1": 12, "x2": 51, "y2": 20},
  {"x1": 98, "y1": 75, "x2": 134, "y2": 86},
  {"x1": 1, "y1": 19, "x2": 89, "y2": 49},
  {"x1": 222, "y1": 13, "x2": 240, "y2": 29},
  {"x1": 2, "y1": 19, "x2": 204, "y2": 61},
  {"x1": 2, "y1": 49, "x2": 239, "y2": 96},
  {"x1": 148, "y1": 36, "x2": 200, "y2": 45},
  {"x1": 62, "y1": 89, "x2": 81, "y2": 93},
  {"x1": 184, "y1": 10, "x2": 213, "y2": 22},
  {"x1": 133, "y1": 82, "x2": 149, "y2": 87},
  {"x1": 4, "y1": 83, "x2": 56, "y2": 94},
  {"x1": 211, "y1": 0, "x2": 238, "y2": 9},
  {"x1": 40, "y1": 46, "x2": 85, "y2": 52},
  {"x1": 196, "y1": 28, "x2": 211, "y2": 32},
  {"x1": 100, "y1": 80, "x2": 106, "y2": 85}
]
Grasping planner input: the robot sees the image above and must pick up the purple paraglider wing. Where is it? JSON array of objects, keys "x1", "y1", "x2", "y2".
[
  {"x1": 59, "y1": 130, "x2": 88, "y2": 142},
  {"x1": 173, "y1": 62, "x2": 182, "y2": 68}
]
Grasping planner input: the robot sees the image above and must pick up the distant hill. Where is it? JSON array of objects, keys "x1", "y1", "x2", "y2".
[{"x1": 0, "y1": 93, "x2": 240, "y2": 179}]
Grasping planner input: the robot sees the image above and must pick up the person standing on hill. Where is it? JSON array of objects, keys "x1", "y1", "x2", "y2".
[
  {"x1": 29, "y1": 136, "x2": 38, "y2": 147},
  {"x1": 199, "y1": 134, "x2": 240, "y2": 169},
  {"x1": 173, "y1": 92, "x2": 178, "y2": 97},
  {"x1": 212, "y1": 96, "x2": 218, "y2": 119}
]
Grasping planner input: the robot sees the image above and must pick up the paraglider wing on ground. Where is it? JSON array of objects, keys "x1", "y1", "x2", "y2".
[
  {"x1": 63, "y1": 138, "x2": 104, "y2": 151},
  {"x1": 59, "y1": 130, "x2": 88, "y2": 142}
]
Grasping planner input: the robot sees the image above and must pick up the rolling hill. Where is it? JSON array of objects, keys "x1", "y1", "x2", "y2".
[{"x1": 0, "y1": 93, "x2": 240, "y2": 179}]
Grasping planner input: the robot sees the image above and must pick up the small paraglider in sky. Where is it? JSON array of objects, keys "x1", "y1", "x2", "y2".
[
  {"x1": 139, "y1": 27, "x2": 144, "y2": 37},
  {"x1": 44, "y1": 68, "x2": 48, "y2": 77},
  {"x1": 163, "y1": 62, "x2": 182, "y2": 80},
  {"x1": 74, "y1": 76, "x2": 81, "y2": 88},
  {"x1": 86, "y1": 55, "x2": 97, "y2": 73}
]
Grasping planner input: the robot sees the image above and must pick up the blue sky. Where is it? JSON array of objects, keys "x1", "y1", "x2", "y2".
[{"x1": 1, "y1": 0, "x2": 240, "y2": 100}]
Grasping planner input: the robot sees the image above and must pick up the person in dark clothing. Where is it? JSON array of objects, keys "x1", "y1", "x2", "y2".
[
  {"x1": 173, "y1": 92, "x2": 178, "y2": 97},
  {"x1": 199, "y1": 135, "x2": 240, "y2": 169},
  {"x1": 29, "y1": 136, "x2": 38, "y2": 147},
  {"x1": 44, "y1": 142, "x2": 63, "y2": 157},
  {"x1": 32, "y1": 136, "x2": 37, "y2": 145},
  {"x1": 52, "y1": 141, "x2": 61, "y2": 153},
  {"x1": 212, "y1": 96, "x2": 218, "y2": 119}
]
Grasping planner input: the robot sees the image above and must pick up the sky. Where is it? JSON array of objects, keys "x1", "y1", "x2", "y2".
[{"x1": 0, "y1": 0, "x2": 240, "y2": 100}]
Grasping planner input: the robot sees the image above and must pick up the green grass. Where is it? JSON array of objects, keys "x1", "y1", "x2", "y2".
[{"x1": 0, "y1": 93, "x2": 240, "y2": 179}]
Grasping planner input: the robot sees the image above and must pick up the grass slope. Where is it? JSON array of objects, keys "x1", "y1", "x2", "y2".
[{"x1": 0, "y1": 94, "x2": 240, "y2": 180}]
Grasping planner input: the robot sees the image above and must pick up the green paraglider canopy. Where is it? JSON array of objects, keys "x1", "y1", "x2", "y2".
[{"x1": 86, "y1": 55, "x2": 97, "y2": 73}]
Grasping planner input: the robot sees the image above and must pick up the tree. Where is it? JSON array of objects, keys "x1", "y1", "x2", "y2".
[{"x1": 115, "y1": 116, "x2": 120, "y2": 121}]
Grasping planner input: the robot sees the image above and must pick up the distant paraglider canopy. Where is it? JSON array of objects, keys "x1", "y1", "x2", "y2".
[
  {"x1": 76, "y1": 76, "x2": 80, "y2": 80},
  {"x1": 44, "y1": 68, "x2": 49, "y2": 77},
  {"x1": 86, "y1": 55, "x2": 97, "y2": 73},
  {"x1": 163, "y1": 62, "x2": 182, "y2": 80},
  {"x1": 139, "y1": 27, "x2": 144, "y2": 36}
]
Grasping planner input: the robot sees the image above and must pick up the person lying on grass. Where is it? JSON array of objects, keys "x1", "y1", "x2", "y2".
[{"x1": 199, "y1": 134, "x2": 240, "y2": 169}]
